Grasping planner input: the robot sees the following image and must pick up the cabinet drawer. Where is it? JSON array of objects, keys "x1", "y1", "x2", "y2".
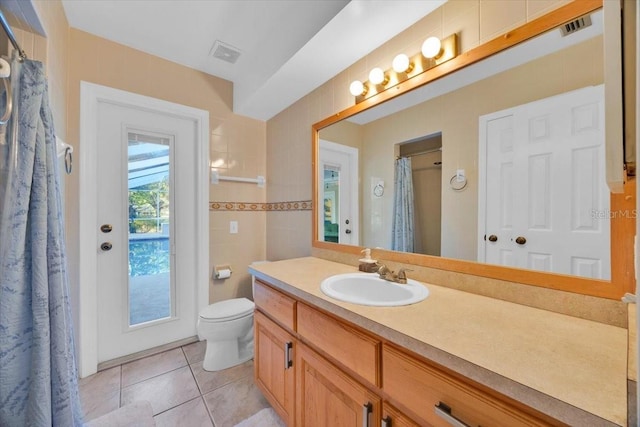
[
  {"x1": 297, "y1": 303, "x2": 380, "y2": 386},
  {"x1": 253, "y1": 280, "x2": 296, "y2": 331},
  {"x1": 383, "y1": 345, "x2": 550, "y2": 427}
]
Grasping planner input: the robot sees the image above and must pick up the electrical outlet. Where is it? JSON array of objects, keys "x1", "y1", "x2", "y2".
[{"x1": 230, "y1": 221, "x2": 238, "y2": 234}]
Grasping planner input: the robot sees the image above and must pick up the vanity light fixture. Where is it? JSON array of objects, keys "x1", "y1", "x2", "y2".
[
  {"x1": 392, "y1": 53, "x2": 413, "y2": 74},
  {"x1": 368, "y1": 67, "x2": 389, "y2": 86},
  {"x1": 349, "y1": 80, "x2": 367, "y2": 96},
  {"x1": 421, "y1": 36, "x2": 443, "y2": 59},
  {"x1": 350, "y1": 33, "x2": 458, "y2": 104}
]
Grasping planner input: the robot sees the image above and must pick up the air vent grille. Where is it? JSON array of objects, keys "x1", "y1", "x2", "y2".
[
  {"x1": 210, "y1": 40, "x2": 241, "y2": 64},
  {"x1": 560, "y1": 14, "x2": 592, "y2": 36}
]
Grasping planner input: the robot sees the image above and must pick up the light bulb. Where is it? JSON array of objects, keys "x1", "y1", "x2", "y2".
[
  {"x1": 349, "y1": 80, "x2": 365, "y2": 96},
  {"x1": 369, "y1": 67, "x2": 386, "y2": 85},
  {"x1": 422, "y1": 36, "x2": 442, "y2": 59},
  {"x1": 392, "y1": 54, "x2": 411, "y2": 73}
]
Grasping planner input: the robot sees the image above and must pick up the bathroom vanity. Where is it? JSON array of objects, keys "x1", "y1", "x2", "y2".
[{"x1": 250, "y1": 257, "x2": 627, "y2": 427}]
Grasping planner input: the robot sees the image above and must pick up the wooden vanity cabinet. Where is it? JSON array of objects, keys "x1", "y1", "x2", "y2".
[
  {"x1": 382, "y1": 402, "x2": 421, "y2": 427},
  {"x1": 296, "y1": 342, "x2": 381, "y2": 426},
  {"x1": 253, "y1": 278, "x2": 559, "y2": 427},
  {"x1": 383, "y1": 344, "x2": 554, "y2": 427},
  {"x1": 254, "y1": 311, "x2": 295, "y2": 426}
]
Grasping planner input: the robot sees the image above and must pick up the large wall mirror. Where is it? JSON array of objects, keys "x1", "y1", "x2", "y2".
[{"x1": 312, "y1": 1, "x2": 635, "y2": 300}]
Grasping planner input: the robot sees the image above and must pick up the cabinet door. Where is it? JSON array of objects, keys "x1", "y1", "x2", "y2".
[
  {"x1": 382, "y1": 403, "x2": 420, "y2": 427},
  {"x1": 296, "y1": 342, "x2": 380, "y2": 427},
  {"x1": 254, "y1": 311, "x2": 295, "y2": 426}
]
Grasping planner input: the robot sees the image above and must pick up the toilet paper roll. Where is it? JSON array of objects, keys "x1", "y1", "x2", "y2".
[{"x1": 216, "y1": 269, "x2": 232, "y2": 279}]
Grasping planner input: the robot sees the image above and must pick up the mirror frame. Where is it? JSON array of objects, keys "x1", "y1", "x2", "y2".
[{"x1": 312, "y1": 0, "x2": 635, "y2": 300}]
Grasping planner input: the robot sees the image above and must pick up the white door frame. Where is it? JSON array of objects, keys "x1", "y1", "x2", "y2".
[
  {"x1": 78, "y1": 82, "x2": 209, "y2": 378},
  {"x1": 318, "y1": 139, "x2": 359, "y2": 245}
]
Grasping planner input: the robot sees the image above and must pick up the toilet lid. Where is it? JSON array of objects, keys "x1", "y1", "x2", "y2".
[{"x1": 199, "y1": 298, "x2": 255, "y2": 321}]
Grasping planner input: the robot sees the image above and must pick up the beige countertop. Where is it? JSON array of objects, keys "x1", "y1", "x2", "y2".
[{"x1": 249, "y1": 257, "x2": 628, "y2": 427}]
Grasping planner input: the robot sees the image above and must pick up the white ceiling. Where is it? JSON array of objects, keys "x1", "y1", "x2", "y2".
[{"x1": 59, "y1": 0, "x2": 446, "y2": 121}]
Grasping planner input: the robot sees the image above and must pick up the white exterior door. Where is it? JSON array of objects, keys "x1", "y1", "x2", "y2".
[
  {"x1": 79, "y1": 82, "x2": 209, "y2": 376},
  {"x1": 319, "y1": 140, "x2": 359, "y2": 245},
  {"x1": 479, "y1": 85, "x2": 610, "y2": 279}
]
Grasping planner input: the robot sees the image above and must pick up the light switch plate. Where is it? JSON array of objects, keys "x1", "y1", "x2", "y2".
[{"x1": 230, "y1": 221, "x2": 238, "y2": 234}]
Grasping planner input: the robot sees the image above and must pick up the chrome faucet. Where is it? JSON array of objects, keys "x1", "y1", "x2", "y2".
[{"x1": 375, "y1": 264, "x2": 413, "y2": 284}]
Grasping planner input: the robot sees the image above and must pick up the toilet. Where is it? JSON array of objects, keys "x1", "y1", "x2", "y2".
[{"x1": 197, "y1": 297, "x2": 255, "y2": 371}]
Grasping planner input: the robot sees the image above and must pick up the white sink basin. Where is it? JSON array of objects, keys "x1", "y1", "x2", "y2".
[{"x1": 320, "y1": 273, "x2": 429, "y2": 307}]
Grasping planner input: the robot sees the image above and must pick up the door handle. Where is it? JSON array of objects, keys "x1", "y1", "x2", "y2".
[
  {"x1": 515, "y1": 236, "x2": 526, "y2": 245},
  {"x1": 434, "y1": 402, "x2": 470, "y2": 427},
  {"x1": 284, "y1": 342, "x2": 293, "y2": 370},
  {"x1": 381, "y1": 416, "x2": 391, "y2": 427},
  {"x1": 100, "y1": 224, "x2": 113, "y2": 233},
  {"x1": 487, "y1": 234, "x2": 498, "y2": 242},
  {"x1": 100, "y1": 242, "x2": 113, "y2": 251},
  {"x1": 362, "y1": 402, "x2": 372, "y2": 427}
]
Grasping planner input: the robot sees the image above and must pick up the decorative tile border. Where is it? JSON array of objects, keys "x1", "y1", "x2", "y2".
[{"x1": 209, "y1": 200, "x2": 312, "y2": 212}]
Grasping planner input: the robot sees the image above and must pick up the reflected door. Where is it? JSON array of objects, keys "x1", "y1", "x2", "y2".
[
  {"x1": 319, "y1": 140, "x2": 359, "y2": 245},
  {"x1": 96, "y1": 101, "x2": 199, "y2": 363},
  {"x1": 479, "y1": 85, "x2": 610, "y2": 279}
]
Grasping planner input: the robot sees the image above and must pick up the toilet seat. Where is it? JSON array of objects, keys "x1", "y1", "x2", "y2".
[{"x1": 199, "y1": 298, "x2": 254, "y2": 322}]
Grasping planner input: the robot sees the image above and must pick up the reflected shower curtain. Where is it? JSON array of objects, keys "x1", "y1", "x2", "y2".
[
  {"x1": 391, "y1": 157, "x2": 415, "y2": 252},
  {"x1": 0, "y1": 59, "x2": 83, "y2": 425}
]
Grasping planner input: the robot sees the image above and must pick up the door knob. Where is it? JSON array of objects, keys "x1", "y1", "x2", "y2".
[
  {"x1": 515, "y1": 236, "x2": 526, "y2": 245},
  {"x1": 100, "y1": 224, "x2": 113, "y2": 233},
  {"x1": 345, "y1": 229, "x2": 352, "y2": 234},
  {"x1": 487, "y1": 234, "x2": 498, "y2": 242},
  {"x1": 100, "y1": 242, "x2": 113, "y2": 251}
]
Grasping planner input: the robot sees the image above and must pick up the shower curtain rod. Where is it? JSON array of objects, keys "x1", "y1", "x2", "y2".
[
  {"x1": 0, "y1": 11, "x2": 27, "y2": 60},
  {"x1": 397, "y1": 147, "x2": 442, "y2": 159}
]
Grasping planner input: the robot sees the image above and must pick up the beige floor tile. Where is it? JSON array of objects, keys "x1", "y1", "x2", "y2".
[
  {"x1": 121, "y1": 365, "x2": 200, "y2": 415},
  {"x1": 154, "y1": 397, "x2": 213, "y2": 427},
  {"x1": 191, "y1": 359, "x2": 254, "y2": 395},
  {"x1": 203, "y1": 375, "x2": 269, "y2": 427},
  {"x1": 182, "y1": 340, "x2": 206, "y2": 365},
  {"x1": 79, "y1": 366, "x2": 121, "y2": 421},
  {"x1": 122, "y1": 347, "x2": 187, "y2": 387}
]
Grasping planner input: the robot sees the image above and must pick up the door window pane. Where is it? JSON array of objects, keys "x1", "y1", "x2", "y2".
[{"x1": 127, "y1": 132, "x2": 172, "y2": 326}]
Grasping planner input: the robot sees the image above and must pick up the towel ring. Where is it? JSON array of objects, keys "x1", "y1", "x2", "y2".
[
  {"x1": 0, "y1": 77, "x2": 11, "y2": 125},
  {"x1": 449, "y1": 174, "x2": 467, "y2": 191},
  {"x1": 64, "y1": 146, "x2": 73, "y2": 174}
]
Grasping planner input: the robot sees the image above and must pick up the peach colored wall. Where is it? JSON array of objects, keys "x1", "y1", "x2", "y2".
[{"x1": 266, "y1": 0, "x2": 570, "y2": 261}]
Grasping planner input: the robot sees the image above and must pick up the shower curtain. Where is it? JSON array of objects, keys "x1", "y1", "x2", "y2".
[
  {"x1": 0, "y1": 59, "x2": 83, "y2": 425},
  {"x1": 391, "y1": 156, "x2": 415, "y2": 252}
]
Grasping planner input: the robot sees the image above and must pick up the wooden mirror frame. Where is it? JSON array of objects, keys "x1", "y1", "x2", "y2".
[{"x1": 312, "y1": 0, "x2": 635, "y2": 300}]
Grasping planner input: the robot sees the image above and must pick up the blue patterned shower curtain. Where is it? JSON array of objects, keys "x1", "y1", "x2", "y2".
[
  {"x1": 391, "y1": 156, "x2": 415, "y2": 252},
  {"x1": 0, "y1": 59, "x2": 83, "y2": 426}
]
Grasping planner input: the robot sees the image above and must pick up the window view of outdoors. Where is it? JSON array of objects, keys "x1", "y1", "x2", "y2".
[{"x1": 128, "y1": 133, "x2": 172, "y2": 326}]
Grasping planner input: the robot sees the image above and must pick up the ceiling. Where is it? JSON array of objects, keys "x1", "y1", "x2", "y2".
[{"x1": 59, "y1": 0, "x2": 446, "y2": 121}]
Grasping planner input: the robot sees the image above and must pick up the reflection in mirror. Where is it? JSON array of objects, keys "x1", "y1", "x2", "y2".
[{"x1": 317, "y1": 9, "x2": 611, "y2": 280}]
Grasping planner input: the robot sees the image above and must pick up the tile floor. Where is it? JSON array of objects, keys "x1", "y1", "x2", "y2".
[{"x1": 79, "y1": 341, "x2": 277, "y2": 426}]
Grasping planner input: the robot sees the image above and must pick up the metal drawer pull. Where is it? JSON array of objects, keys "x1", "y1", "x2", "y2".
[
  {"x1": 381, "y1": 415, "x2": 391, "y2": 427},
  {"x1": 435, "y1": 402, "x2": 470, "y2": 427},
  {"x1": 362, "y1": 402, "x2": 372, "y2": 427},
  {"x1": 284, "y1": 342, "x2": 293, "y2": 370}
]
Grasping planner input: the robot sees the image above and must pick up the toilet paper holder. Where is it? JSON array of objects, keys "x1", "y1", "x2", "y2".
[{"x1": 214, "y1": 265, "x2": 232, "y2": 280}]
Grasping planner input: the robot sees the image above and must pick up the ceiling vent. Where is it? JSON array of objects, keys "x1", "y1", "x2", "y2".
[
  {"x1": 560, "y1": 14, "x2": 592, "y2": 37},
  {"x1": 210, "y1": 40, "x2": 241, "y2": 64}
]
